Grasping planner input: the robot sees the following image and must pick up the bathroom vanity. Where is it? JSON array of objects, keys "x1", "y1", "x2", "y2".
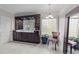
[{"x1": 13, "y1": 14, "x2": 40, "y2": 43}]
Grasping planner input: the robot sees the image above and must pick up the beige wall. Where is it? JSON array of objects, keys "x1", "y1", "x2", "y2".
[{"x1": 0, "y1": 8, "x2": 15, "y2": 44}]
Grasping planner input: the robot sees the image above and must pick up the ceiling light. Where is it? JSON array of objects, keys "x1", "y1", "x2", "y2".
[
  {"x1": 46, "y1": 14, "x2": 54, "y2": 19},
  {"x1": 45, "y1": 4, "x2": 54, "y2": 19}
]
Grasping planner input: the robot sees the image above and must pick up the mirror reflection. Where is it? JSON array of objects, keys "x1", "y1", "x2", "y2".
[
  {"x1": 16, "y1": 17, "x2": 35, "y2": 32},
  {"x1": 23, "y1": 19, "x2": 35, "y2": 31}
]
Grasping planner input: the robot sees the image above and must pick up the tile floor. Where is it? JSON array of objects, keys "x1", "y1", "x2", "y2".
[
  {"x1": 67, "y1": 46, "x2": 79, "y2": 54},
  {"x1": 0, "y1": 41, "x2": 62, "y2": 54}
]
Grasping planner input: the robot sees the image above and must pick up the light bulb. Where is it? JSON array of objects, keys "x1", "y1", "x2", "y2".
[{"x1": 46, "y1": 15, "x2": 54, "y2": 19}]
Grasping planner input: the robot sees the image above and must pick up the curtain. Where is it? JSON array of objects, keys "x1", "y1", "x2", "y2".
[{"x1": 41, "y1": 19, "x2": 58, "y2": 35}]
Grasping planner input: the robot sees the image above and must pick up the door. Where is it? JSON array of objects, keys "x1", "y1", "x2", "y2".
[{"x1": 63, "y1": 17, "x2": 70, "y2": 54}]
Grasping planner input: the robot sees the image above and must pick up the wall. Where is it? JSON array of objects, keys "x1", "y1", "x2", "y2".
[
  {"x1": 58, "y1": 15, "x2": 66, "y2": 52},
  {"x1": 66, "y1": 6, "x2": 79, "y2": 17},
  {"x1": 58, "y1": 5, "x2": 78, "y2": 53},
  {"x1": 0, "y1": 8, "x2": 14, "y2": 44}
]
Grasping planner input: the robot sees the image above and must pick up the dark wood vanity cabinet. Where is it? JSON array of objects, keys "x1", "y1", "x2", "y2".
[
  {"x1": 35, "y1": 14, "x2": 40, "y2": 30},
  {"x1": 13, "y1": 31, "x2": 40, "y2": 43},
  {"x1": 13, "y1": 14, "x2": 40, "y2": 43},
  {"x1": 13, "y1": 31, "x2": 22, "y2": 41},
  {"x1": 15, "y1": 18, "x2": 23, "y2": 30},
  {"x1": 21, "y1": 32, "x2": 40, "y2": 43}
]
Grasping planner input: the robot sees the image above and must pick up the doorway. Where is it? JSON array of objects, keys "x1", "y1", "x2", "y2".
[{"x1": 63, "y1": 13, "x2": 79, "y2": 54}]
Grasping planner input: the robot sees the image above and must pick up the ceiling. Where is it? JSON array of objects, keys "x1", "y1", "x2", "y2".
[
  {"x1": 70, "y1": 13, "x2": 79, "y2": 19},
  {"x1": 0, "y1": 4, "x2": 78, "y2": 15}
]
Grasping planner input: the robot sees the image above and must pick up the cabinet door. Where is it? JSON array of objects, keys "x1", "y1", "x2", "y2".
[
  {"x1": 16, "y1": 32, "x2": 22, "y2": 41},
  {"x1": 18, "y1": 20, "x2": 23, "y2": 29},
  {"x1": 35, "y1": 14, "x2": 40, "y2": 30},
  {"x1": 13, "y1": 31, "x2": 17, "y2": 40},
  {"x1": 15, "y1": 19, "x2": 23, "y2": 30},
  {"x1": 28, "y1": 33, "x2": 35, "y2": 43},
  {"x1": 21, "y1": 33, "x2": 29, "y2": 42},
  {"x1": 13, "y1": 32, "x2": 22, "y2": 41}
]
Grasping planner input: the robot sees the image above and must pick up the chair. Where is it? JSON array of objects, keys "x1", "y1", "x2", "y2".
[
  {"x1": 48, "y1": 32, "x2": 60, "y2": 50},
  {"x1": 68, "y1": 40, "x2": 77, "y2": 54}
]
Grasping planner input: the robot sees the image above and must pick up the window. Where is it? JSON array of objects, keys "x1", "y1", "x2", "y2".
[
  {"x1": 69, "y1": 18, "x2": 79, "y2": 37},
  {"x1": 41, "y1": 19, "x2": 58, "y2": 35}
]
